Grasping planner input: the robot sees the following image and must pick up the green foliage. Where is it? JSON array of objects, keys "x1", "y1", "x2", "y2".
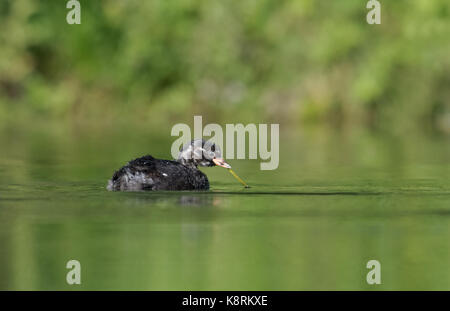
[{"x1": 0, "y1": 0, "x2": 449, "y2": 134}]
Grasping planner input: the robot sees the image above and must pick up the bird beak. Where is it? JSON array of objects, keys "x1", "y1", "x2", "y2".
[{"x1": 213, "y1": 158, "x2": 231, "y2": 169}]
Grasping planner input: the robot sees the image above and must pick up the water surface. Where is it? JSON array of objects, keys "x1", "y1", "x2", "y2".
[{"x1": 0, "y1": 122, "x2": 448, "y2": 290}]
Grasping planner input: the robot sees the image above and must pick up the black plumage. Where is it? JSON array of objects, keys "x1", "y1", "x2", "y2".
[
  {"x1": 107, "y1": 155, "x2": 209, "y2": 191},
  {"x1": 107, "y1": 139, "x2": 229, "y2": 191}
]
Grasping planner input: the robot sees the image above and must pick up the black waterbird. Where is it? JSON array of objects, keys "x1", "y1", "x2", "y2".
[{"x1": 107, "y1": 139, "x2": 249, "y2": 191}]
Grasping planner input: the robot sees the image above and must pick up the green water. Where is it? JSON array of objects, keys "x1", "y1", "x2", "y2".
[{"x1": 0, "y1": 122, "x2": 449, "y2": 290}]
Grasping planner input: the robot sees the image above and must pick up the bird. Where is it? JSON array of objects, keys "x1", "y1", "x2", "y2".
[{"x1": 107, "y1": 139, "x2": 231, "y2": 191}]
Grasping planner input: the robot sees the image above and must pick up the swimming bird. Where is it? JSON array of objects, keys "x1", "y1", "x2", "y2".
[{"x1": 107, "y1": 139, "x2": 233, "y2": 191}]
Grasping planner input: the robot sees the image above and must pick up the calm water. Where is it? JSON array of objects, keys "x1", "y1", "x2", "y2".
[{"x1": 0, "y1": 121, "x2": 449, "y2": 290}]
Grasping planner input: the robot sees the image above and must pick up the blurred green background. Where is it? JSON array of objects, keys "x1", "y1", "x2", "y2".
[
  {"x1": 0, "y1": 0, "x2": 449, "y2": 134},
  {"x1": 0, "y1": 0, "x2": 449, "y2": 290}
]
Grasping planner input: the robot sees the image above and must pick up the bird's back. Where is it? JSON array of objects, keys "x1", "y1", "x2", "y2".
[{"x1": 107, "y1": 155, "x2": 210, "y2": 191}]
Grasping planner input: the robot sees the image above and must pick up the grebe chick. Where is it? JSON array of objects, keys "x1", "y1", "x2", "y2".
[{"x1": 107, "y1": 139, "x2": 230, "y2": 191}]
